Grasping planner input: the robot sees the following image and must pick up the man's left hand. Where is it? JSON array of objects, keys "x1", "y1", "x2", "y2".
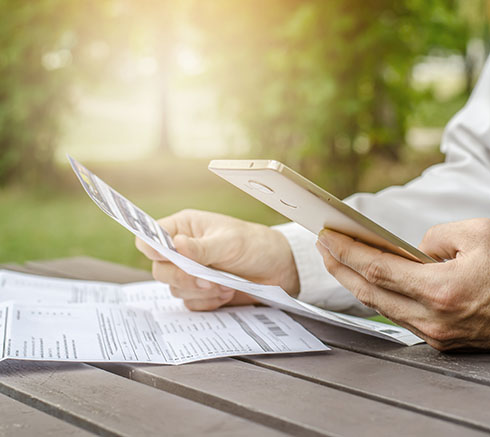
[{"x1": 316, "y1": 218, "x2": 490, "y2": 351}]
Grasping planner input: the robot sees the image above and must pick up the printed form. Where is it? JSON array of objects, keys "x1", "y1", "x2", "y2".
[
  {"x1": 0, "y1": 270, "x2": 328, "y2": 364},
  {"x1": 69, "y1": 156, "x2": 424, "y2": 346}
]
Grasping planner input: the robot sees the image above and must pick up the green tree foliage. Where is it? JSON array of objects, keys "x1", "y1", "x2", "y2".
[
  {"x1": 0, "y1": 0, "x2": 183, "y2": 186},
  {"x1": 189, "y1": 0, "x2": 488, "y2": 197},
  {"x1": 1, "y1": 1, "x2": 72, "y2": 185},
  {"x1": 0, "y1": 0, "x2": 487, "y2": 194},
  {"x1": 0, "y1": 0, "x2": 103, "y2": 186}
]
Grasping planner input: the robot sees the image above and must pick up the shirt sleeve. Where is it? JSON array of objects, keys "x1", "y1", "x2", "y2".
[{"x1": 274, "y1": 56, "x2": 490, "y2": 316}]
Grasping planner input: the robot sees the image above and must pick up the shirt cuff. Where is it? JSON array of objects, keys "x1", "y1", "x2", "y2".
[{"x1": 272, "y1": 222, "x2": 376, "y2": 317}]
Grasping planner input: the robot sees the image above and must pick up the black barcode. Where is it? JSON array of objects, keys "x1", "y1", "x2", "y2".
[
  {"x1": 254, "y1": 314, "x2": 288, "y2": 337},
  {"x1": 379, "y1": 329, "x2": 400, "y2": 335}
]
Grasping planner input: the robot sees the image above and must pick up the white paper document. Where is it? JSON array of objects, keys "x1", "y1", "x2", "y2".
[
  {"x1": 69, "y1": 156, "x2": 424, "y2": 346},
  {"x1": 0, "y1": 270, "x2": 328, "y2": 365}
]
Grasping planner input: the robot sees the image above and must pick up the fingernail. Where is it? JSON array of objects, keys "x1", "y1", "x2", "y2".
[
  {"x1": 220, "y1": 285, "x2": 234, "y2": 293},
  {"x1": 220, "y1": 290, "x2": 235, "y2": 300},
  {"x1": 318, "y1": 229, "x2": 333, "y2": 246},
  {"x1": 316, "y1": 240, "x2": 326, "y2": 252},
  {"x1": 196, "y1": 278, "x2": 212, "y2": 289}
]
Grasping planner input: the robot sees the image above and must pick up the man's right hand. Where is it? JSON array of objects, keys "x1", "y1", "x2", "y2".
[{"x1": 135, "y1": 209, "x2": 299, "y2": 311}]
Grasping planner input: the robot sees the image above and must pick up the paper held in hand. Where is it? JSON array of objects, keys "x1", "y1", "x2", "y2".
[
  {"x1": 0, "y1": 270, "x2": 329, "y2": 365},
  {"x1": 68, "y1": 156, "x2": 423, "y2": 346}
]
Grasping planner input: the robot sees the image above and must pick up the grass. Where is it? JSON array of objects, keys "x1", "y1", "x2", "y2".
[
  {"x1": 369, "y1": 315, "x2": 398, "y2": 325},
  {"x1": 0, "y1": 156, "x2": 285, "y2": 270}
]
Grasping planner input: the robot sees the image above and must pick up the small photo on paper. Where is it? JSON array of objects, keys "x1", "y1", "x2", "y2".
[
  {"x1": 110, "y1": 190, "x2": 173, "y2": 249},
  {"x1": 111, "y1": 190, "x2": 141, "y2": 231},
  {"x1": 70, "y1": 159, "x2": 117, "y2": 219}
]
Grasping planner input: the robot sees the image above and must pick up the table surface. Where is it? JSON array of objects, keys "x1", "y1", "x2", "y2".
[{"x1": 0, "y1": 256, "x2": 489, "y2": 437}]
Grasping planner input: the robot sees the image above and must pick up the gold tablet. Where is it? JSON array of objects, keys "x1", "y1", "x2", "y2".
[{"x1": 208, "y1": 159, "x2": 435, "y2": 263}]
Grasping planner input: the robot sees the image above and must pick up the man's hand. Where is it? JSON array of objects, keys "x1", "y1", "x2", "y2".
[
  {"x1": 316, "y1": 218, "x2": 490, "y2": 351},
  {"x1": 136, "y1": 209, "x2": 299, "y2": 311}
]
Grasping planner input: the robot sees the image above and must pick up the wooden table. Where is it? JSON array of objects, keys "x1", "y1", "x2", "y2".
[{"x1": 1, "y1": 256, "x2": 489, "y2": 437}]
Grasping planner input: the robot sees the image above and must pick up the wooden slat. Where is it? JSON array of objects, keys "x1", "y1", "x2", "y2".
[
  {"x1": 96, "y1": 359, "x2": 487, "y2": 437},
  {"x1": 0, "y1": 360, "x2": 283, "y2": 437},
  {"x1": 24, "y1": 256, "x2": 152, "y2": 283},
  {"x1": 0, "y1": 263, "x2": 48, "y2": 275},
  {"x1": 25, "y1": 257, "x2": 490, "y2": 386},
  {"x1": 238, "y1": 351, "x2": 490, "y2": 433},
  {"x1": 0, "y1": 392, "x2": 94, "y2": 436},
  {"x1": 288, "y1": 315, "x2": 490, "y2": 385}
]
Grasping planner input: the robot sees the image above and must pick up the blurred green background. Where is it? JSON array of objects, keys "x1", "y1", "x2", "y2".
[{"x1": 1, "y1": 0, "x2": 489, "y2": 272}]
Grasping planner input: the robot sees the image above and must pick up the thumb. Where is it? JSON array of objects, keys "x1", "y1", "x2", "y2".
[
  {"x1": 173, "y1": 234, "x2": 224, "y2": 266},
  {"x1": 419, "y1": 221, "x2": 475, "y2": 261}
]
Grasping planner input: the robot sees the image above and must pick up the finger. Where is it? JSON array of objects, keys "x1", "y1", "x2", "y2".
[
  {"x1": 135, "y1": 237, "x2": 166, "y2": 261},
  {"x1": 419, "y1": 219, "x2": 490, "y2": 259},
  {"x1": 152, "y1": 261, "x2": 221, "y2": 294},
  {"x1": 170, "y1": 284, "x2": 234, "y2": 301},
  {"x1": 228, "y1": 291, "x2": 259, "y2": 306},
  {"x1": 318, "y1": 230, "x2": 439, "y2": 300},
  {"x1": 173, "y1": 233, "x2": 230, "y2": 266},
  {"x1": 317, "y1": 241, "x2": 468, "y2": 351},
  {"x1": 317, "y1": 241, "x2": 426, "y2": 321},
  {"x1": 156, "y1": 212, "x2": 184, "y2": 238},
  {"x1": 156, "y1": 209, "x2": 204, "y2": 239},
  {"x1": 184, "y1": 295, "x2": 235, "y2": 311}
]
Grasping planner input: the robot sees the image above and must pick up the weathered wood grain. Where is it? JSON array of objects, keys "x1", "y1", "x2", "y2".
[
  {"x1": 24, "y1": 256, "x2": 152, "y2": 283},
  {"x1": 97, "y1": 359, "x2": 488, "y2": 437},
  {"x1": 0, "y1": 392, "x2": 94, "y2": 436},
  {"x1": 0, "y1": 263, "x2": 47, "y2": 275},
  {"x1": 288, "y1": 315, "x2": 490, "y2": 385},
  {"x1": 0, "y1": 360, "x2": 284, "y2": 437},
  {"x1": 238, "y1": 351, "x2": 490, "y2": 432}
]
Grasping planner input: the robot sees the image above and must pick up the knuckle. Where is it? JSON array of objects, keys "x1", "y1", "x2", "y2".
[
  {"x1": 156, "y1": 217, "x2": 170, "y2": 228},
  {"x1": 184, "y1": 300, "x2": 199, "y2": 311},
  {"x1": 474, "y1": 218, "x2": 490, "y2": 234},
  {"x1": 422, "y1": 225, "x2": 437, "y2": 244},
  {"x1": 334, "y1": 244, "x2": 348, "y2": 264},
  {"x1": 423, "y1": 321, "x2": 454, "y2": 343},
  {"x1": 363, "y1": 258, "x2": 389, "y2": 285},
  {"x1": 426, "y1": 338, "x2": 450, "y2": 352},
  {"x1": 468, "y1": 218, "x2": 490, "y2": 231},
  {"x1": 173, "y1": 268, "x2": 190, "y2": 287},
  {"x1": 152, "y1": 263, "x2": 191, "y2": 288},
  {"x1": 136, "y1": 239, "x2": 154, "y2": 258},
  {"x1": 196, "y1": 287, "x2": 222, "y2": 299},
  {"x1": 159, "y1": 209, "x2": 198, "y2": 227},
  {"x1": 152, "y1": 262, "x2": 164, "y2": 282},
  {"x1": 430, "y1": 283, "x2": 461, "y2": 314},
  {"x1": 420, "y1": 224, "x2": 445, "y2": 251},
  {"x1": 169, "y1": 285, "x2": 183, "y2": 298},
  {"x1": 323, "y1": 255, "x2": 339, "y2": 275},
  {"x1": 354, "y1": 287, "x2": 374, "y2": 308},
  {"x1": 482, "y1": 218, "x2": 490, "y2": 230},
  {"x1": 185, "y1": 299, "x2": 215, "y2": 312},
  {"x1": 179, "y1": 208, "x2": 198, "y2": 219}
]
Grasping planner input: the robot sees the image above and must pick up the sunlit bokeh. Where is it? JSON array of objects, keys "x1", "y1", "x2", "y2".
[{"x1": 1, "y1": 0, "x2": 489, "y2": 267}]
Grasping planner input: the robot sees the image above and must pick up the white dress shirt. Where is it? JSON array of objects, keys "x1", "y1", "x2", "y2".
[{"x1": 275, "y1": 57, "x2": 490, "y2": 317}]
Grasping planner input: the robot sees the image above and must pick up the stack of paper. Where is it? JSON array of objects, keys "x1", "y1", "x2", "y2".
[{"x1": 0, "y1": 270, "x2": 329, "y2": 365}]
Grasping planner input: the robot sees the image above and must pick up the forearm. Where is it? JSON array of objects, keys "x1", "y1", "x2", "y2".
[{"x1": 346, "y1": 160, "x2": 490, "y2": 245}]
